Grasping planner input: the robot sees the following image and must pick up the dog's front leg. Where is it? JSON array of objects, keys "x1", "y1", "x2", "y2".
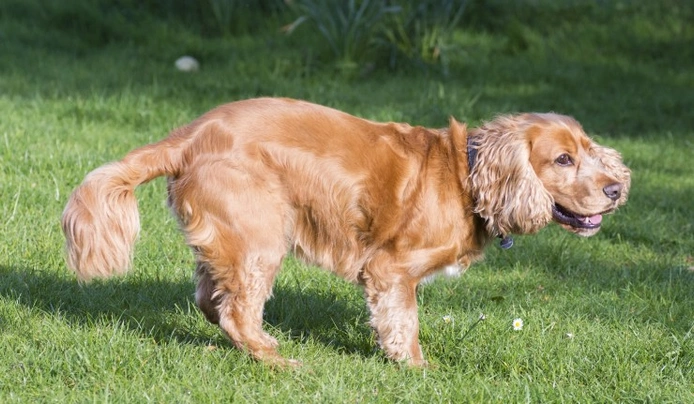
[{"x1": 363, "y1": 275, "x2": 426, "y2": 367}]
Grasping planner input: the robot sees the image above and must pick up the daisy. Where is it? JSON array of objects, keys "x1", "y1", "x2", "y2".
[
  {"x1": 442, "y1": 315, "x2": 453, "y2": 324},
  {"x1": 512, "y1": 318, "x2": 524, "y2": 331}
]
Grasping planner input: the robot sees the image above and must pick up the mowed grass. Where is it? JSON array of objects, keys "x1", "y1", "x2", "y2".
[{"x1": 1, "y1": 1, "x2": 693, "y2": 402}]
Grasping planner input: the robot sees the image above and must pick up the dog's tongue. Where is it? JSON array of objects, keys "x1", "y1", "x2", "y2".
[{"x1": 581, "y1": 214, "x2": 603, "y2": 225}]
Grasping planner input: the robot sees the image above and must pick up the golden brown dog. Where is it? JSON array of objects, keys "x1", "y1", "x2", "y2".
[{"x1": 62, "y1": 98, "x2": 630, "y2": 366}]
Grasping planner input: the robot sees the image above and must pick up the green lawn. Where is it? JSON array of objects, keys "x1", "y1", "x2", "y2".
[{"x1": 1, "y1": 0, "x2": 693, "y2": 402}]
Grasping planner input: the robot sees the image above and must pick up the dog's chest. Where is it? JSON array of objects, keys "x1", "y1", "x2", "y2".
[
  {"x1": 419, "y1": 248, "x2": 485, "y2": 285},
  {"x1": 421, "y1": 263, "x2": 465, "y2": 284}
]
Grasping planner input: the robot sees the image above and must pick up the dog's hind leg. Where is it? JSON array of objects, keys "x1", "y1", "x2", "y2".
[
  {"x1": 206, "y1": 208, "x2": 292, "y2": 366},
  {"x1": 193, "y1": 216, "x2": 289, "y2": 365},
  {"x1": 209, "y1": 250, "x2": 287, "y2": 364},
  {"x1": 178, "y1": 163, "x2": 293, "y2": 365}
]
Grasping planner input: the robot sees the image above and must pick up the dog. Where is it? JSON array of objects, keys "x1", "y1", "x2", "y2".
[{"x1": 62, "y1": 97, "x2": 631, "y2": 366}]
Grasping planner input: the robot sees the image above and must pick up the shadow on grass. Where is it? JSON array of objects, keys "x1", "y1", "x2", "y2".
[
  {"x1": 0, "y1": 264, "x2": 210, "y2": 344},
  {"x1": 0, "y1": 264, "x2": 374, "y2": 358},
  {"x1": 267, "y1": 285, "x2": 375, "y2": 357}
]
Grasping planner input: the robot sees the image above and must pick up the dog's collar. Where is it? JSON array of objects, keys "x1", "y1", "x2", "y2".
[
  {"x1": 466, "y1": 135, "x2": 514, "y2": 250},
  {"x1": 466, "y1": 135, "x2": 479, "y2": 174}
]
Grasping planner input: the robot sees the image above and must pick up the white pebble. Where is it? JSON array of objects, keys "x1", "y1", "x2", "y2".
[{"x1": 175, "y1": 56, "x2": 199, "y2": 72}]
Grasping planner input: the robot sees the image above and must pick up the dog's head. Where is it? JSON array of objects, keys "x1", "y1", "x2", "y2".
[{"x1": 467, "y1": 113, "x2": 631, "y2": 238}]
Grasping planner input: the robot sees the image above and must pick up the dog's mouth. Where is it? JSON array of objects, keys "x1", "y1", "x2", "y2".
[{"x1": 552, "y1": 204, "x2": 603, "y2": 230}]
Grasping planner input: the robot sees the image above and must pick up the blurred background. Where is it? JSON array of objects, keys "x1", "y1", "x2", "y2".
[{"x1": 1, "y1": 0, "x2": 692, "y2": 133}]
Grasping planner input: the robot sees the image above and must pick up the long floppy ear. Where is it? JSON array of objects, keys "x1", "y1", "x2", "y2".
[
  {"x1": 591, "y1": 144, "x2": 631, "y2": 206},
  {"x1": 468, "y1": 115, "x2": 554, "y2": 236}
]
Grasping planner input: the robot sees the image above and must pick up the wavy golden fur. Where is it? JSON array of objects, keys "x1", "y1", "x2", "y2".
[{"x1": 62, "y1": 98, "x2": 630, "y2": 366}]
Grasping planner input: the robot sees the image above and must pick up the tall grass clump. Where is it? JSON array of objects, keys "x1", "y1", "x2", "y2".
[
  {"x1": 201, "y1": 0, "x2": 286, "y2": 35},
  {"x1": 380, "y1": 0, "x2": 468, "y2": 73},
  {"x1": 284, "y1": 0, "x2": 469, "y2": 73},
  {"x1": 205, "y1": 0, "x2": 245, "y2": 36},
  {"x1": 284, "y1": 0, "x2": 400, "y2": 72}
]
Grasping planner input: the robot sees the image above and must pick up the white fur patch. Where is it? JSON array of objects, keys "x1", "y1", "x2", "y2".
[{"x1": 421, "y1": 264, "x2": 462, "y2": 285}]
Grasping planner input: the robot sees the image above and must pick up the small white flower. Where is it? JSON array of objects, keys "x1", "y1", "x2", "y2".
[
  {"x1": 442, "y1": 315, "x2": 453, "y2": 324},
  {"x1": 566, "y1": 333, "x2": 574, "y2": 339},
  {"x1": 512, "y1": 318, "x2": 524, "y2": 331},
  {"x1": 479, "y1": 313, "x2": 486, "y2": 321}
]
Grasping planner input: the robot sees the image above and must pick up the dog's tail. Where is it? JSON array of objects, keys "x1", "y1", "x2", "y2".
[{"x1": 61, "y1": 127, "x2": 191, "y2": 281}]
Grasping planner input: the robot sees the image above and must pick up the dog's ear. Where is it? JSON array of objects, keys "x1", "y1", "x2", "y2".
[
  {"x1": 590, "y1": 144, "x2": 631, "y2": 206},
  {"x1": 469, "y1": 115, "x2": 554, "y2": 236}
]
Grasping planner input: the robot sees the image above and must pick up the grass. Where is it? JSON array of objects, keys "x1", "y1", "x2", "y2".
[{"x1": 1, "y1": 0, "x2": 693, "y2": 402}]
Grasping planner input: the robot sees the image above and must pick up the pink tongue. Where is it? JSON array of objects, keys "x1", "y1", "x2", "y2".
[{"x1": 585, "y1": 214, "x2": 603, "y2": 225}]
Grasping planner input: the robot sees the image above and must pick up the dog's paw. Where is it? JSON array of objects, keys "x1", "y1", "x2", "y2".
[
  {"x1": 264, "y1": 355, "x2": 302, "y2": 370},
  {"x1": 261, "y1": 332, "x2": 279, "y2": 349}
]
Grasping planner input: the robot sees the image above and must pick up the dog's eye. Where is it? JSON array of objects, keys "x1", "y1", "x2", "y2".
[{"x1": 555, "y1": 154, "x2": 573, "y2": 166}]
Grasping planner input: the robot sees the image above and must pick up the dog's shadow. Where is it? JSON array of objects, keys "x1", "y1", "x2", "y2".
[
  {"x1": 0, "y1": 264, "x2": 374, "y2": 358},
  {"x1": 265, "y1": 278, "x2": 375, "y2": 357}
]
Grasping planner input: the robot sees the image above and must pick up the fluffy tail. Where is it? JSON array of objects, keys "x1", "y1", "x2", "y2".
[{"x1": 62, "y1": 131, "x2": 189, "y2": 281}]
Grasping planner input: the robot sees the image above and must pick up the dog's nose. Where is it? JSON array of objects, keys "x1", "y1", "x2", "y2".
[{"x1": 603, "y1": 183, "x2": 622, "y2": 201}]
